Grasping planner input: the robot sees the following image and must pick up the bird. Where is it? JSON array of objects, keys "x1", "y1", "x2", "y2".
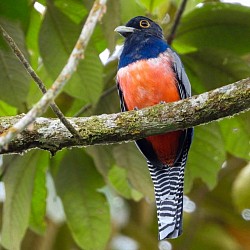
[{"x1": 115, "y1": 16, "x2": 193, "y2": 240}]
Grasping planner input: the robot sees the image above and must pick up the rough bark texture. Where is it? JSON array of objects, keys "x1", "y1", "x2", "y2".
[{"x1": 0, "y1": 78, "x2": 249, "y2": 154}]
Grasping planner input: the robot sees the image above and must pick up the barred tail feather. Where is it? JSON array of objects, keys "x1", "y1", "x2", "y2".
[{"x1": 148, "y1": 149, "x2": 188, "y2": 240}]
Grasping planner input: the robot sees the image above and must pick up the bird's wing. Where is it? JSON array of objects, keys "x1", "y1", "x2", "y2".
[
  {"x1": 168, "y1": 48, "x2": 191, "y2": 99},
  {"x1": 116, "y1": 53, "x2": 194, "y2": 239},
  {"x1": 116, "y1": 80, "x2": 127, "y2": 112}
]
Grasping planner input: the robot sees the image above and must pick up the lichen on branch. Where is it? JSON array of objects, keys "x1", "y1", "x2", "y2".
[{"x1": 0, "y1": 78, "x2": 249, "y2": 154}]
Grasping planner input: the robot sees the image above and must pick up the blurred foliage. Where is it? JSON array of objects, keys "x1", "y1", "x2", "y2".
[{"x1": 0, "y1": 0, "x2": 249, "y2": 249}]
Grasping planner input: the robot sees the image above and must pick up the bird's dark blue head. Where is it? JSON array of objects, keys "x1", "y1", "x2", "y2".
[
  {"x1": 115, "y1": 16, "x2": 170, "y2": 68},
  {"x1": 116, "y1": 16, "x2": 164, "y2": 39}
]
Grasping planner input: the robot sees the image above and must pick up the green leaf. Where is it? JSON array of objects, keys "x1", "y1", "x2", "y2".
[
  {"x1": 185, "y1": 123, "x2": 226, "y2": 192},
  {"x1": 113, "y1": 143, "x2": 154, "y2": 201},
  {"x1": 101, "y1": 0, "x2": 120, "y2": 51},
  {"x1": 136, "y1": 0, "x2": 151, "y2": 10},
  {"x1": 181, "y1": 60, "x2": 207, "y2": 94},
  {"x1": 63, "y1": 48, "x2": 103, "y2": 102},
  {"x1": 181, "y1": 48, "x2": 250, "y2": 93},
  {"x1": 219, "y1": 113, "x2": 250, "y2": 160},
  {"x1": 39, "y1": 1, "x2": 104, "y2": 104},
  {"x1": 49, "y1": 148, "x2": 67, "y2": 177},
  {"x1": 0, "y1": 99, "x2": 17, "y2": 115},
  {"x1": 0, "y1": 0, "x2": 31, "y2": 31},
  {"x1": 29, "y1": 151, "x2": 49, "y2": 234},
  {"x1": 54, "y1": 149, "x2": 111, "y2": 250},
  {"x1": 108, "y1": 165, "x2": 143, "y2": 201},
  {"x1": 92, "y1": 60, "x2": 120, "y2": 115},
  {"x1": 174, "y1": 3, "x2": 250, "y2": 55},
  {"x1": 120, "y1": 0, "x2": 145, "y2": 23},
  {"x1": 86, "y1": 145, "x2": 115, "y2": 177},
  {"x1": 36, "y1": 0, "x2": 46, "y2": 6},
  {"x1": 39, "y1": 1, "x2": 80, "y2": 75},
  {"x1": 136, "y1": 0, "x2": 169, "y2": 14},
  {"x1": 93, "y1": 86, "x2": 119, "y2": 115},
  {"x1": 232, "y1": 162, "x2": 250, "y2": 211},
  {"x1": 26, "y1": 65, "x2": 53, "y2": 106},
  {"x1": 26, "y1": 7, "x2": 43, "y2": 70},
  {"x1": 54, "y1": 0, "x2": 88, "y2": 24},
  {"x1": 1, "y1": 151, "x2": 42, "y2": 250},
  {"x1": 173, "y1": 0, "x2": 205, "y2": 14},
  {"x1": 0, "y1": 19, "x2": 30, "y2": 108}
]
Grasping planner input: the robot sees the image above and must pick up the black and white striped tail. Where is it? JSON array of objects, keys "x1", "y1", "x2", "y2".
[{"x1": 148, "y1": 149, "x2": 189, "y2": 240}]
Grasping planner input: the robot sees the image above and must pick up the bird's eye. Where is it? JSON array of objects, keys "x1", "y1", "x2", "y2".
[{"x1": 139, "y1": 20, "x2": 150, "y2": 28}]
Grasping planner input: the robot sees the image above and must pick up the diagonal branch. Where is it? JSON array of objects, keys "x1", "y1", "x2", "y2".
[
  {"x1": 0, "y1": 0, "x2": 107, "y2": 150},
  {"x1": 167, "y1": 0, "x2": 188, "y2": 45},
  {"x1": 0, "y1": 25, "x2": 81, "y2": 139},
  {"x1": 0, "y1": 78, "x2": 249, "y2": 154}
]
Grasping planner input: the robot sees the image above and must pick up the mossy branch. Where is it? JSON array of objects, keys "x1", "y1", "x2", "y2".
[{"x1": 0, "y1": 78, "x2": 249, "y2": 154}]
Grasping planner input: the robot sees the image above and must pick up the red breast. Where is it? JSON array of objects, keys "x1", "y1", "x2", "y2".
[{"x1": 117, "y1": 52, "x2": 183, "y2": 166}]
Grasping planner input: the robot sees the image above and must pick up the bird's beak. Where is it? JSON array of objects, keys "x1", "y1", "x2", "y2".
[{"x1": 114, "y1": 26, "x2": 136, "y2": 37}]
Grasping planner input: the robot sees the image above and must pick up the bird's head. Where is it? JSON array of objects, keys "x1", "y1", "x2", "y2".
[{"x1": 115, "y1": 16, "x2": 164, "y2": 40}]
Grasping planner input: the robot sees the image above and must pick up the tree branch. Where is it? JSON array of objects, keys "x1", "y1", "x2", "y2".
[
  {"x1": 167, "y1": 0, "x2": 188, "y2": 45},
  {"x1": 0, "y1": 78, "x2": 249, "y2": 154},
  {"x1": 0, "y1": 0, "x2": 107, "y2": 150},
  {"x1": 0, "y1": 25, "x2": 81, "y2": 140}
]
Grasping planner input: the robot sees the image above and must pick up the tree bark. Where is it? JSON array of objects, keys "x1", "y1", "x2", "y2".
[{"x1": 0, "y1": 78, "x2": 249, "y2": 154}]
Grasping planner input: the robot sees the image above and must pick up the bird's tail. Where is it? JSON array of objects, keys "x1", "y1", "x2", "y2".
[{"x1": 148, "y1": 148, "x2": 189, "y2": 240}]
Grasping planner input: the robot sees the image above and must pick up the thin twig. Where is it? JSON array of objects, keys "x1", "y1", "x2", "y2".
[
  {"x1": 0, "y1": 25, "x2": 81, "y2": 140},
  {"x1": 167, "y1": 0, "x2": 188, "y2": 45},
  {"x1": 0, "y1": 0, "x2": 107, "y2": 149}
]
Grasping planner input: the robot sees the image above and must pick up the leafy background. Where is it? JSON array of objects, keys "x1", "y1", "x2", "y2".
[{"x1": 0, "y1": 0, "x2": 249, "y2": 249}]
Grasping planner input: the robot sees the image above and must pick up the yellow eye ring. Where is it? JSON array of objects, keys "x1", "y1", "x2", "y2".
[{"x1": 139, "y1": 20, "x2": 150, "y2": 28}]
